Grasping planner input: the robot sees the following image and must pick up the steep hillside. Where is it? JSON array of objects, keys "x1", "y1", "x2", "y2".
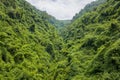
[
  {"x1": 0, "y1": 0, "x2": 66, "y2": 79},
  {"x1": 25, "y1": 1, "x2": 71, "y2": 29},
  {"x1": 72, "y1": 0, "x2": 107, "y2": 21},
  {"x1": 62, "y1": 0, "x2": 120, "y2": 79}
]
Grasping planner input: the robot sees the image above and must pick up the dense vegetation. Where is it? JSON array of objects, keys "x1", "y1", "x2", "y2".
[
  {"x1": 0, "y1": 0, "x2": 66, "y2": 79},
  {"x1": 72, "y1": 0, "x2": 107, "y2": 21},
  {"x1": 62, "y1": 0, "x2": 120, "y2": 79},
  {"x1": 46, "y1": 16, "x2": 71, "y2": 29},
  {"x1": 0, "y1": 0, "x2": 120, "y2": 80}
]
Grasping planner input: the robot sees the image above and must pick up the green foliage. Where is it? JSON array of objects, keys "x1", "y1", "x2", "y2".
[
  {"x1": 61, "y1": 0, "x2": 120, "y2": 79},
  {"x1": 72, "y1": 0, "x2": 107, "y2": 21},
  {"x1": 0, "y1": 0, "x2": 65, "y2": 79},
  {"x1": 47, "y1": 16, "x2": 71, "y2": 29},
  {"x1": 0, "y1": 0, "x2": 120, "y2": 80}
]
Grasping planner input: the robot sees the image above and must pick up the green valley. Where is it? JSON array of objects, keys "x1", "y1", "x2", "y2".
[{"x1": 0, "y1": 0, "x2": 120, "y2": 80}]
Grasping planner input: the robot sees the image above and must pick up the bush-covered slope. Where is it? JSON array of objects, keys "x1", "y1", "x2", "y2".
[
  {"x1": 0, "y1": 0, "x2": 66, "y2": 79},
  {"x1": 62, "y1": 0, "x2": 120, "y2": 79},
  {"x1": 72, "y1": 0, "x2": 107, "y2": 21},
  {"x1": 25, "y1": 1, "x2": 71, "y2": 29}
]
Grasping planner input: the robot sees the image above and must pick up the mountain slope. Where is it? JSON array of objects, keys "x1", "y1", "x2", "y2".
[
  {"x1": 72, "y1": 0, "x2": 107, "y2": 21},
  {"x1": 62, "y1": 0, "x2": 120, "y2": 79},
  {"x1": 25, "y1": 1, "x2": 71, "y2": 29},
  {"x1": 0, "y1": 0, "x2": 66, "y2": 79}
]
